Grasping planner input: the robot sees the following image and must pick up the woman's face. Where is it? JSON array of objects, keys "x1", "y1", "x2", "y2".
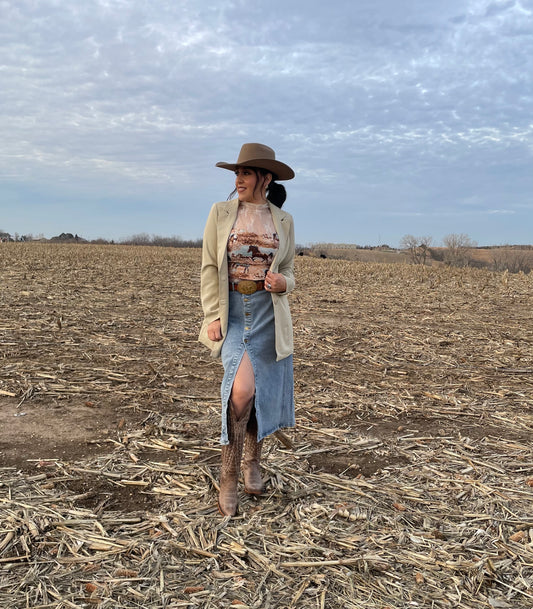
[{"x1": 234, "y1": 167, "x2": 268, "y2": 203}]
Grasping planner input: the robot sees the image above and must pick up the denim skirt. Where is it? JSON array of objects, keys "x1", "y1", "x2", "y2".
[{"x1": 220, "y1": 289, "x2": 295, "y2": 445}]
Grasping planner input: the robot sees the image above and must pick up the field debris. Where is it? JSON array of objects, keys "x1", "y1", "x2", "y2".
[{"x1": 0, "y1": 243, "x2": 532, "y2": 608}]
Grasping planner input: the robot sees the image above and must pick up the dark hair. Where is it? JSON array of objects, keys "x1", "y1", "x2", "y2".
[
  {"x1": 228, "y1": 167, "x2": 287, "y2": 208},
  {"x1": 267, "y1": 180, "x2": 287, "y2": 208}
]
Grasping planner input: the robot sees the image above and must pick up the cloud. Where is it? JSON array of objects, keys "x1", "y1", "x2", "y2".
[{"x1": 0, "y1": 0, "x2": 532, "y2": 245}]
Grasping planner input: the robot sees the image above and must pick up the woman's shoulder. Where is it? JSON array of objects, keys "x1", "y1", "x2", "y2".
[
  {"x1": 205, "y1": 199, "x2": 238, "y2": 219},
  {"x1": 269, "y1": 203, "x2": 294, "y2": 223},
  {"x1": 213, "y1": 198, "x2": 238, "y2": 208},
  {"x1": 209, "y1": 199, "x2": 239, "y2": 214}
]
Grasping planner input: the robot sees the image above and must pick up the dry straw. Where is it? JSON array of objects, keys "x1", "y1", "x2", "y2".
[{"x1": 0, "y1": 243, "x2": 532, "y2": 608}]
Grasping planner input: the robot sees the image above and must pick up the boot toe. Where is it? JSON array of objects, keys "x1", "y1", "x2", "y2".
[
  {"x1": 243, "y1": 464, "x2": 264, "y2": 495},
  {"x1": 217, "y1": 497, "x2": 238, "y2": 516}
]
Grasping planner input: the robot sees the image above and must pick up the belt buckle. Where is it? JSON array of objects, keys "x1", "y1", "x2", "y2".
[{"x1": 237, "y1": 280, "x2": 257, "y2": 295}]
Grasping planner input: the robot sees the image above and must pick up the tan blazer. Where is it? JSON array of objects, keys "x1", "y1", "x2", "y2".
[{"x1": 198, "y1": 198, "x2": 295, "y2": 361}]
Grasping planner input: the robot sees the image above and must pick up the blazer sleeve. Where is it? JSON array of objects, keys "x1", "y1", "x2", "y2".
[
  {"x1": 278, "y1": 213, "x2": 295, "y2": 295},
  {"x1": 200, "y1": 203, "x2": 221, "y2": 325}
]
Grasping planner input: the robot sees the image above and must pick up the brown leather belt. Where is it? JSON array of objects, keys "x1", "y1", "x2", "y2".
[{"x1": 229, "y1": 280, "x2": 265, "y2": 295}]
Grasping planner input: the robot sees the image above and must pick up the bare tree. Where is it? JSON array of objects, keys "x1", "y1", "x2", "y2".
[
  {"x1": 400, "y1": 234, "x2": 433, "y2": 265},
  {"x1": 442, "y1": 233, "x2": 477, "y2": 267},
  {"x1": 492, "y1": 247, "x2": 532, "y2": 274},
  {"x1": 120, "y1": 234, "x2": 202, "y2": 248},
  {"x1": 123, "y1": 233, "x2": 152, "y2": 246}
]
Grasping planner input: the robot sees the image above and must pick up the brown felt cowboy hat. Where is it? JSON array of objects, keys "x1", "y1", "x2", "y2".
[{"x1": 216, "y1": 143, "x2": 295, "y2": 181}]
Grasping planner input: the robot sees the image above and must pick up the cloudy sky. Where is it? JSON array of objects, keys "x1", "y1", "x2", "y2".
[{"x1": 1, "y1": 0, "x2": 532, "y2": 246}]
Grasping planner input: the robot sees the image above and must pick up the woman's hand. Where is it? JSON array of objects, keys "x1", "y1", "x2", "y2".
[
  {"x1": 207, "y1": 319, "x2": 222, "y2": 341},
  {"x1": 265, "y1": 271, "x2": 286, "y2": 293}
]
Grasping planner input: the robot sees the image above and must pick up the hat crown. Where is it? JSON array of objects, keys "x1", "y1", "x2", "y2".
[
  {"x1": 236, "y1": 143, "x2": 276, "y2": 165},
  {"x1": 216, "y1": 142, "x2": 294, "y2": 180}
]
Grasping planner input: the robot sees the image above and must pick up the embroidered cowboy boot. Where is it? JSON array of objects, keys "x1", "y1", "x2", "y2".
[
  {"x1": 243, "y1": 409, "x2": 265, "y2": 495},
  {"x1": 218, "y1": 400, "x2": 252, "y2": 516}
]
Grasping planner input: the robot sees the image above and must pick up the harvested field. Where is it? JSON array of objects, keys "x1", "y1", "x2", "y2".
[{"x1": 0, "y1": 243, "x2": 532, "y2": 609}]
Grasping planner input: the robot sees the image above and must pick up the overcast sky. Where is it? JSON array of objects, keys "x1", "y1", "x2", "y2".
[{"x1": 1, "y1": 0, "x2": 532, "y2": 246}]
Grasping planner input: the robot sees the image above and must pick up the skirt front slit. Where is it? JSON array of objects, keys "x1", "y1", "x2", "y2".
[{"x1": 220, "y1": 289, "x2": 294, "y2": 444}]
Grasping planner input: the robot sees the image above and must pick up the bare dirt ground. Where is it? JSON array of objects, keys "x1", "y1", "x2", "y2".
[{"x1": 0, "y1": 243, "x2": 532, "y2": 608}]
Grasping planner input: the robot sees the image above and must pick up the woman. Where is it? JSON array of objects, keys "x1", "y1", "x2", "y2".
[{"x1": 199, "y1": 143, "x2": 296, "y2": 516}]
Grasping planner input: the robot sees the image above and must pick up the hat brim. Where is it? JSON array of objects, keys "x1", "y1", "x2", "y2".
[{"x1": 216, "y1": 159, "x2": 294, "y2": 181}]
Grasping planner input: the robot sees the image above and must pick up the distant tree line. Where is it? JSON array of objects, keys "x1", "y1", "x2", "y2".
[
  {"x1": 295, "y1": 234, "x2": 531, "y2": 274},
  {"x1": 2, "y1": 228, "x2": 530, "y2": 273},
  {"x1": 400, "y1": 233, "x2": 531, "y2": 274},
  {"x1": 0, "y1": 230, "x2": 40, "y2": 242},
  {"x1": 0, "y1": 230, "x2": 202, "y2": 248},
  {"x1": 118, "y1": 233, "x2": 202, "y2": 247}
]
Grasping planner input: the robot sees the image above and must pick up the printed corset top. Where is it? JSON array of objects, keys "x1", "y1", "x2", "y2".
[{"x1": 228, "y1": 201, "x2": 279, "y2": 282}]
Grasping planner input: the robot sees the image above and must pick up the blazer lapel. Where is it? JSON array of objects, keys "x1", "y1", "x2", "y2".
[
  {"x1": 269, "y1": 204, "x2": 289, "y2": 271},
  {"x1": 217, "y1": 199, "x2": 239, "y2": 268}
]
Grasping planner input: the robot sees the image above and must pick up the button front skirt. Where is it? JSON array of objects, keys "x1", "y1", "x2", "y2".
[{"x1": 220, "y1": 290, "x2": 295, "y2": 445}]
